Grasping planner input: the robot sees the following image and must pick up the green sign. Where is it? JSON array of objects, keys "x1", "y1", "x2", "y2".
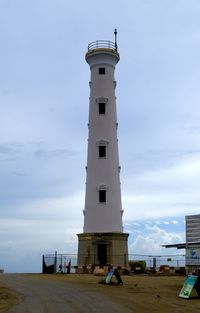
[
  {"x1": 104, "y1": 268, "x2": 123, "y2": 285},
  {"x1": 105, "y1": 269, "x2": 115, "y2": 284},
  {"x1": 179, "y1": 275, "x2": 198, "y2": 299}
]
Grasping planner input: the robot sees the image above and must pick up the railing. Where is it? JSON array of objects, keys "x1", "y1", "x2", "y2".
[
  {"x1": 88, "y1": 40, "x2": 117, "y2": 52},
  {"x1": 42, "y1": 253, "x2": 186, "y2": 274}
]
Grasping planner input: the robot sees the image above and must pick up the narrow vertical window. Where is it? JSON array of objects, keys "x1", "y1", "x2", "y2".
[
  {"x1": 99, "y1": 67, "x2": 105, "y2": 75},
  {"x1": 99, "y1": 102, "x2": 106, "y2": 115},
  {"x1": 99, "y1": 190, "x2": 106, "y2": 203},
  {"x1": 99, "y1": 146, "x2": 106, "y2": 158}
]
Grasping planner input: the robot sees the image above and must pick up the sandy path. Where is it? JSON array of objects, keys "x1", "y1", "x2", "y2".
[
  {"x1": 1, "y1": 274, "x2": 200, "y2": 313},
  {"x1": 0, "y1": 274, "x2": 132, "y2": 313}
]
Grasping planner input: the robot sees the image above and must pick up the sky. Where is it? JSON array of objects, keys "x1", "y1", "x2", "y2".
[{"x1": 1, "y1": 0, "x2": 200, "y2": 272}]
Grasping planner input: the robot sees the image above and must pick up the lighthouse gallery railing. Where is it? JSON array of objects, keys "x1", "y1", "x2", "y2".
[{"x1": 88, "y1": 40, "x2": 117, "y2": 51}]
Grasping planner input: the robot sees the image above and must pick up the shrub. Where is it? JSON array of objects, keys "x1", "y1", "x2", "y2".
[{"x1": 128, "y1": 260, "x2": 146, "y2": 272}]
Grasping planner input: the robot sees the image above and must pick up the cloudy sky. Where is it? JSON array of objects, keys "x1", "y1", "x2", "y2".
[{"x1": 1, "y1": 0, "x2": 200, "y2": 272}]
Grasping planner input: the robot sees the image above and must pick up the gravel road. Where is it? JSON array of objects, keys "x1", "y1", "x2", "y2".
[{"x1": 0, "y1": 274, "x2": 132, "y2": 313}]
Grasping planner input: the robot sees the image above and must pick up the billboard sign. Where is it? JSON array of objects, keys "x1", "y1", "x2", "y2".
[{"x1": 186, "y1": 247, "x2": 200, "y2": 266}]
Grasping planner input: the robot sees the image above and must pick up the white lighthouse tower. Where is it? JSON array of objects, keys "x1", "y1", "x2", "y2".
[{"x1": 77, "y1": 30, "x2": 128, "y2": 268}]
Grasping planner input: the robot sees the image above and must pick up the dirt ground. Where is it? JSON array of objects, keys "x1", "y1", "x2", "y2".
[
  {"x1": 1, "y1": 273, "x2": 200, "y2": 313},
  {"x1": 0, "y1": 286, "x2": 18, "y2": 313}
]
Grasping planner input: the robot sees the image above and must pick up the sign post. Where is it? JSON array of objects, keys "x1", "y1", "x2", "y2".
[
  {"x1": 179, "y1": 275, "x2": 200, "y2": 299},
  {"x1": 102, "y1": 268, "x2": 123, "y2": 285}
]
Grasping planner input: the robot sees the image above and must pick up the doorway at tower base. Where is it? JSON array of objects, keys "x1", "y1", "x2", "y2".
[{"x1": 77, "y1": 232, "x2": 129, "y2": 268}]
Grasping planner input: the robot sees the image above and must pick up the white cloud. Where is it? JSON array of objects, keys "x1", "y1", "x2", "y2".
[
  {"x1": 133, "y1": 230, "x2": 142, "y2": 234},
  {"x1": 0, "y1": 192, "x2": 85, "y2": 272},
  {"x1": 156, "y1": 221, "x2": 162, "y2": 225},
  {"x1": 124, "y1": 223, "x2": 132, "y2": 226},
  {"x1": 124, "y1": 229, "x2": 134, "y2": 234},
  {"x1": 123, "y1": 154, "x2": 200, "y2": 222},
  {"x1": 129, "y1": 225, "x2": 184, "y2": 256},
  {"x1": 0, "y1": 217, "x2": 79, "y2": 273},
  {"x1": 21, "y1": 192, "x2": 85, "y2": 222}
]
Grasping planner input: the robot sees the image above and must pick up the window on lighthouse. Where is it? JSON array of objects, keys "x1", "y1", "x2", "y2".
[
  {"x1": 99, "y1": 102, "x2": 106, "y2": 115},
  {"x1": 99, "y1": 67, "x2": 105, "y2": 75},
  {"x1": 99, "y1": 190, "x2": 106, "y2": 203},
  {"x1": 99, "y1": 146, "x2": 106, "y2": 158}
]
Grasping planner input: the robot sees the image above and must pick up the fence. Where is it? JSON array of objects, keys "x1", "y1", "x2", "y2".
[
  {"x1": 42, "y1": 252, "x2": 186, "y2": 274},
  {"x1": 129, "y1": 253, "x2": 185, "y2": 268},
  {"x1": 87, "y1": 40, "x2": 117, "y2": 52},
  {"x1": 42, "y1": 253, "x2": 77, "y2": 274}
]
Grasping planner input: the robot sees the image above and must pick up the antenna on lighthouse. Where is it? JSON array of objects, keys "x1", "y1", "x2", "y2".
[{"x1": 114, "y1": 28, "x2": 118, "y2": 51}]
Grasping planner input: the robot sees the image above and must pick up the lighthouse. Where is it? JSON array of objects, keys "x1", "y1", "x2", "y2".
[{"x1": 77, "y1": 30, "x2": 128, "y2": 268}]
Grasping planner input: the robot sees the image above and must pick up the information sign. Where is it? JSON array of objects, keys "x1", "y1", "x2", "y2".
[
  {"x1": 104, "y1": 268, "x2": 123, "y2": 285},
  {"x1": 179, "y1": 275, "x2": 198, "y2": 299},
  {"x1": 105, "y1": 269, "x2": 115, "y2": 284}
]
